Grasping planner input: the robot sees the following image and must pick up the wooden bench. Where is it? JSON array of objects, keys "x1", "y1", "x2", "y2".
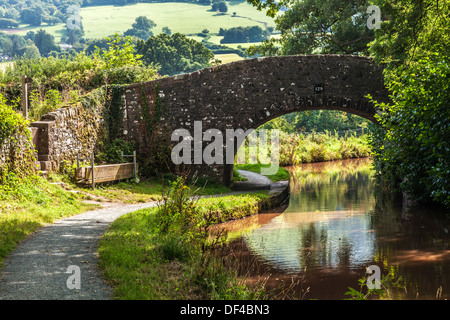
[{"x1": 76, "y1": 152, "x2": 138, "y2": 189}]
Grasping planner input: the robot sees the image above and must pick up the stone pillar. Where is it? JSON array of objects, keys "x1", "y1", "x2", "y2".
[{"x1": 30, "y1": 120, "x2": 56, "y2": 172}]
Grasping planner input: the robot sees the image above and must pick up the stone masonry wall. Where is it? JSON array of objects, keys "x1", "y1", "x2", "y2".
[
  {"x1": 31, "y1": 94, "x2": 105, "y2": 172},
  {"x1": 118, "y1": 54, "x2": 390, "y2": 185}
]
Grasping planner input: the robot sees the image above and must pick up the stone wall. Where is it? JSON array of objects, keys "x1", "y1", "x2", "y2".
[{"x1": 31, "y1": 90, "x2": 105, "y2": 172}]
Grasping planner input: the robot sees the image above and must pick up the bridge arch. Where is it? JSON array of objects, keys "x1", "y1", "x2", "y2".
[{"x1": 120, "y1": 54, "x2": 390, "y2": 185}]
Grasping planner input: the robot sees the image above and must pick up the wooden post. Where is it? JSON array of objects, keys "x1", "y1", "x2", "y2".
[
  {"x1": 21, "y1": 75, "x2": 28, "y2": 119},
  {"x1": 120, "y1": 150, "x2": 138, "y2": 182},
  {"x1": 133, "y1": 150, "x2": 137, "y2": 180},
  {"x1": 76, "y1": 154, "x2": 80, "y2": 182},
  {"x1": 91, "y1": 152, "x2": 95, "y2": 190}
]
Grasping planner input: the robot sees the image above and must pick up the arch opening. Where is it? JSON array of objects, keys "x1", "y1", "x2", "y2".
[{"x1": 228, "y1": 110, "x2": 374, "y2": 185}]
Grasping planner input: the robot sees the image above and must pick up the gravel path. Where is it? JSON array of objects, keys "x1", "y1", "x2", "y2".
[
  {"x1": 0, "y1": 202, "x2": 158, "y2": 300},
  {"x1": 231, "y1": 169, "x2": 274, "y2": 191},
  {"x1": 237, "y1": 170, "x2": 273, "y2": 185}
]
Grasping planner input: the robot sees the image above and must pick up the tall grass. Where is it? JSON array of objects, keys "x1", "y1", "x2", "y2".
[
  {"x1": 278, "y1": 130, "x2": 371, "y2": 166},
  {"x1": 237, "y1": 130, "x2": 371, "y2": 168}
]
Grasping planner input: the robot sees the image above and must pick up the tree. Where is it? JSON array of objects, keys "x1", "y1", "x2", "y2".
[
  {"x1": 367, "y1": 0, "x2": 450, "y2": 208},
  {"x1": 368, "y1": 0, "x2": 449, "y2": 68},
  {"x1": 136, "y1": 33, "x2": 214, "y2": 76},
  {"x1": 212, "y1": 1, "x2": 228, "y2": 13},
  {"x1": 220, "y1": 26, "x2": 269, "y2": 43},
  {"x1": 259, "y1": 110, "x2": 368, "y2": 133},
  {"x1": 0, "y1": 37, "x2": 13, "y2": 56},
  {"x1": 5, "y1": 8, "x2": 20, "y2": 20},
  {"x1": 371, "y1": 55, "x2": 450, "y2": 207},
  {"x1": 0, "y1": 18, "x2": 19, "y2": 29},
  {"x1": 33, "y1": 29, "x2": 59, "y2": 56},
  {"x1": 132, "y1": 16, "x2": 156, "y2": 31},
  {"x1": 25, "y1": 31, "x2": 35, "y2": 42},
  {"x1": 21, "y1": 44, "x2": 41, "y2": 59},
  {"x1": 124, "y1": 16, "x2": 156, "y2": 40},
  {"x1": 85, "y1": 38, "x2": 110, "y2": 55},
  {"x1": 162, "y1": 26, "x2": 172, "y2": 36},
  {"x1": 43, "y1": 16, "x2": 61, "y2": 26},
  {"x1": 96, "y1": 34, "x2": 143, "y2": 69},
  {"x1": 20, "y1": 9, "x2": 42, "y2": 26},
  {"x1": 67, "y1": 26, "x2": 85, "y2": 45},
  {"x1": 246, "y1": 0, "x2": 374, "y2": 56}
]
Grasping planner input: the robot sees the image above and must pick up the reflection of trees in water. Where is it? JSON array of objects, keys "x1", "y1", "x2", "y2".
[
  {"x1": 239, "y1": 158, "x2": 450, "y2": 298},
  {"x1": 369, "y1": 185, "x2": 450, "y2": 299},
  {"x1": 243, "y1": 158, "x2": 377, "y2": 272},
  {"x1": 296, "y1": 223, "x2": 355, "y2": 270},
  {"x1": 291, "y1": 214, "x2": 374, "y2": 272},
  {"x1": 287, "y1": 158, "x2": 375, "y2": 213},
  {"x1": 297, "y1": 223, "x2": 327, "y2": 269}
]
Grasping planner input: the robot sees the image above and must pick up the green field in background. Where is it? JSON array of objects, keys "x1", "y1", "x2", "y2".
[
  {"x1": 81, "y1": 2, "x2": 274, "y2": 40},
  {"x1": 1, "y1": 2, "x2": 275, "y2": 64}
]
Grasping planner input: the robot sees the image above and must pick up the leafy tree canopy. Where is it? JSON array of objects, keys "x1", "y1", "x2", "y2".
[
  {"x1": 124, "y1": 16, "x2": 157, "y2": 40},
  {"x1": 367, "y1": 0, "x2": 450, "y2": 207},
  {"x1": 246, "y1": 0, "x2": 375, "y2": 56},
  {"x1": 220, "y1": 26, "x2": 270, "y2": 43},
  {"x1": 367, "y1": 0, "x2": 449, "y2": 68},
  {"x1": 136, "y1": 33, "x2": 214, "y2": 76},
  {"x1": 33, "y1": 29, "x2": 60, "y2": 56}
]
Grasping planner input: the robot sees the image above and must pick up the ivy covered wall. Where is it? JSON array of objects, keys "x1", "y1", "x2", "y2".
[{"x1": 25, "y1": 82, "x2": 171, "y2": 179}]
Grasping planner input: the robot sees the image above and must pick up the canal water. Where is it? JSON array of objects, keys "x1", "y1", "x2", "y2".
[{"x1": 224, "y1": 158, "x2": 450, "y2": 300}]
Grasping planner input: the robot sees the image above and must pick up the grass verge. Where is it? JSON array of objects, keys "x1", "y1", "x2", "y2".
[
  {"x1": 49, "y1": 173, "x2": 232, "y2": 204},
  {"x1": 234, "y1": 164, "x2": 290, "y2": 182},
  {"x1": 278, "y1": 131, "x2": 371, "y2": 166},
  {"x1": 0, "y1": 174, "x2": 98, "y2": 266},
  {"x1": 237, "y1": 131, "x2": 371, "y2": 169},
  {"x1": 98, "y1": 180, "x2": 277, "y2": 300}
]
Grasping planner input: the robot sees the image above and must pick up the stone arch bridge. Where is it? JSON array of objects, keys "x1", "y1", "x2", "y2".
[
  {"x1": 117, "y1": 54, "x2": 390, "y2": 186},
  {"x1": 30, "y1": 55, "x2": 390, "y2": 186}
]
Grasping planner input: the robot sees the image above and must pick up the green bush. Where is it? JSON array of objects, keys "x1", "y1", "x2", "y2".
[
  {"x1": 369, "y1": 54, "x2": 450, "y2": 207},
  {"x1": 151, "y1": 177, "x2": 201, "y2": 240},
  {"x1": 0, "y1": 94, "x2": 36, "y2": 182},
  {"x1": 29, "y1": 89, "x2": 62, "y2": 121},
  {"x1": 0, "y1": 35, "x2": 158, "y2": 120},
  {"x1": 96, "y1": 138, "x2": 136, "y2": 164}
]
